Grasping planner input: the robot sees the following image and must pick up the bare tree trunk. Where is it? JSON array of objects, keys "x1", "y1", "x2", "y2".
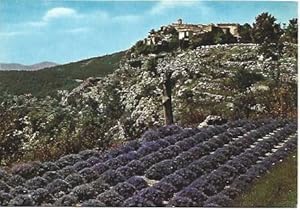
[{"x1": 162, "y1": 72, "x2": 174, "y2": 125}]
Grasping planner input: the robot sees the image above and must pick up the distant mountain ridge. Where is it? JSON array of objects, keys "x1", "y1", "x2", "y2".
[
  {"x1": 0, "y1": 61, "x2": 58, "y2": 71},
  {"x1": 0, "y1": 51, "x2": 125, "y2": 96}
]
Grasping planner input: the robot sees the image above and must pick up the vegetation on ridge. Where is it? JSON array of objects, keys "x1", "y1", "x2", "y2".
[{"x1": 0, "y1": 51, "x2": 124, "y2": 97}]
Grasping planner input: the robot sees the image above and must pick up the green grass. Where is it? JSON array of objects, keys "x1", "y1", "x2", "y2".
[
  {"x1": 0, "y1": 51, "x2": 125, "y2": 97},
  {"x1": 233, "y1": 151, "x2": 297, "y2": 207}
]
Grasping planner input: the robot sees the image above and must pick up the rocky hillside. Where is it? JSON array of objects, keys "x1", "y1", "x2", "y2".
[{"x1": 0, "y1": 43, "x2": 297, "y2": 166}]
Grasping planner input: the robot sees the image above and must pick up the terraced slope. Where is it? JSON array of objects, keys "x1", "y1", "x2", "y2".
[{"x1": 0, "y1": 119, "x2": 297, "y2": 207}]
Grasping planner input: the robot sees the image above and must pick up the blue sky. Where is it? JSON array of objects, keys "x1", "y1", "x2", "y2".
[{"x1": 0, "y1": 0, "x2": 297, "y2": 65}]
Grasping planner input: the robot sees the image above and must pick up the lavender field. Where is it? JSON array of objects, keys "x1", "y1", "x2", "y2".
[{"x1": 0, "y1": 119, "x2": 297, "y2": 206}]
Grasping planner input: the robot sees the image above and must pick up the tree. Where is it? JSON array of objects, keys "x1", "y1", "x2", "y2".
[
  {"x1": 221, "y1": 30, "x2": 237, "y2": 44},
  {"x1": 251, "y1": 12, "x2": 282, "y2": 44},
  {"x1": 212, "y1": 28, "x2": 236, "y2": 44},
  {"x1": 231, "y1": 68, "x2": 264, "y2": 91},
  {"x1": 230, "y1": 69, "x2": 264, "y2": 119},
  {"x1": 189, "y1": 32, "x2": 214, "y2": 48},
  {"x1": 146, "y1": 55, "x2": 176, "y2": 125},
  {"x1": 239, "y1": 23, "x2": 252, "y2": 43},
  {"x1": 283, "y1": 18, "x2": 298, "y2": 43},
  {"x1": 252, "y1": 13, "x2": 284, "y2": 80},
  {"x1": 162, "y1": 72, "x2": 174, "y2": 125},
  {"x1": 189, "y1": 28, "x2": 236, "y2": 48}
]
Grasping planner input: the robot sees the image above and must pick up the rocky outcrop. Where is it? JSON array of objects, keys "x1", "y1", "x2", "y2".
[{"x1": 0, "y1": 43, "x2": 297, "y2": 165}]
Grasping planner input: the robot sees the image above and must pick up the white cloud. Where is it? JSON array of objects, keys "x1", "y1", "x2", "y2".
[
  {"x1": 43, "y1": 7, "x2": 77, "y2": 21},
  {"x1": 149, "y1": 0, "x2": 197, "y2": 15},
  {"x1": 26, "y1": 7, "x2": 78, "y2": 27}
]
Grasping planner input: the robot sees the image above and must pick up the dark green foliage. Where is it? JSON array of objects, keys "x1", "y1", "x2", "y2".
[
  {"x1": 283, "y1": 18, "x2": 298, "y2": 43},
  {"x1": 239, "y1": 23, "x2": 252, "y2": 43},
  {"x1": 144, "y1": 57, "x2": 158, "y2": 75},
  {"x1": 251, "y1": 12, "x2": 282, "y2": 44},
  {"x1": 213, "y1": 28, "x2": 237, "y2": 44},
  {"x1": 131, "y1": 33, "x2": 179, "y2": 55},
  {"x1": 0, "y1": 51, "x2": 124, "y2": 97},
  {"x1": 230, "y1": 68, "x2": 264, "y2": 91},
  {"x1": 252, "y1": 12, "x2": 284, "y2": 63},
  {"x1": 190, "y1": 28, "x2": 237, "y2": 49}
]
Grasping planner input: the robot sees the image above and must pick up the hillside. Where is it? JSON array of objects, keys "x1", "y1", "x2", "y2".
[
  {"x1": 0, "y1": 51, "x2": 125, "y2": 97},
  {"x1": 0, "y1": 43, "x2": 297, "y2": 166}
]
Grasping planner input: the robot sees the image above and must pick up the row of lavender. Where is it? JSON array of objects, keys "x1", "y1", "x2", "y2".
[{"x1": 0, "y1": 119, "x2": 297, "y2": 206}]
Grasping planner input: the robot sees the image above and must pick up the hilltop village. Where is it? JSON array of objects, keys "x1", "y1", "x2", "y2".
[
  {"x1": 144, "y1": 19, "x2": 240, "y2": 46},
  {"x1": 130, "y1": 19, "x2": 242, "y2": 56}
]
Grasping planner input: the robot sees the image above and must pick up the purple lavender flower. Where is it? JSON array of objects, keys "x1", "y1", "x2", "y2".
[
  {"x1": 80, "y1": 199, "x2": 106, "y2": 207},
  {"x1": 146, "y1": 159, "x2": 177, "y2": 180},
  {"x1": 152, "y1": 182, "x2": 177, "y2": 200},
  {"x1": 72, "y1": 184, "x2": 97, "y2": 201},
  {"x1": 72, "y1": 161, "x2": 91, "y2": 172},
  {"x1": 0, "y1": 191, "x2": 13, "y2": 206},
  {"x1": 126, "y1": 176, "x2": 148, "y2": 190},
  {"x1": 79, "y1": 167, "x2": 99, "y2": 182},
  {"x1": 99, "y1": 170, "x2": 125, "y2": 186},
  {"x1": 96, "y1": 190, "x2": 124, "y2": 207},
  {"x1": 126, "y1": 160, "x2": 145, "y2": 175},
  {"x1": 91, "y1": 163, "x2": 109, "y2": 175},
  {"x1": 122, "y1": 195, "x2": 155, "y2": 207},
  {"x1": 90, "y1": 178, "x2": 110, "y2": 194},
  {"x1": 113, "y1": 182, "x2": 136, "y2": 199},
  {"x1": 8, "y1": 194, "x2": 35, "y2": 206},
  {"x1": 30, "y1": 188, "x2": 53, "y2": 205},
  {"x1": 167, "y1": 196, "x2": 196, "y2": 207},
  {"x1": 25, "y1": 176, "x2": 48, "y2": 190},
  {"x1": 54, "y1": 194, "x2": 78, "y2": 206},
  {"x1": 65, "y1": 173, "x2": 85, "y2": 188}
]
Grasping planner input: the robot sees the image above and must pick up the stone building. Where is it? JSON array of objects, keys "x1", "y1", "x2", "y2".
[
  {"x1": 144, "y1": 19, "x2": 241, "y2": 45},
  {"x1": 216, "y1": 23, "x2": 240, "y2": 37}
]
